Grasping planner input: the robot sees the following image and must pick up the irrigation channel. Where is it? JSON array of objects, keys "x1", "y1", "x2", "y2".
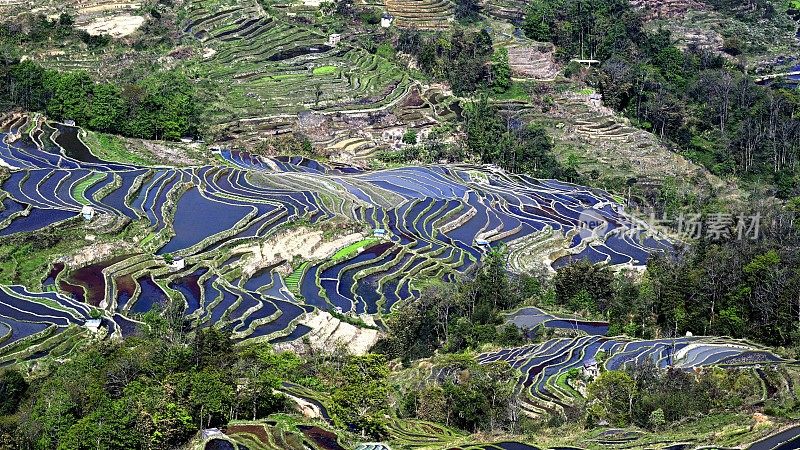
[{"x1": 0, "y1": 116, "x2": 791, "y2": 423}]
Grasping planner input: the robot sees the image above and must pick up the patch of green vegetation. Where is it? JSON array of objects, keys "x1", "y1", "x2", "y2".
[
  {"x1": 23, "y1": 118, "x2": 37, "y2": 136},
  {"x1": 139, "y1": 232, "x2": 157, "y2": 247},
  {"x1": 489, "y1": 82, "x2": 530, "y2": 101},
  {"x1": 71, "y1": 172, "x2": 105, "y2": 205},
  {"x1": 7, "y1": 58, "x2": 198, "y2": 141},
  {"x1": 332, "y1": 238, "x2": 378, "y2": 261},
  {"x1": 555, "y1": 369, "x2": 582, "y2": 399},
  {"x1": 466, "y1": 170, "x2": 489, "y2": 183},
  {"x1": 214, "y1": 152, "x2": 239, "y2": 168},
  {"x1": 285, "y1": 262, "x2": 308, "y2": 292},
  {"x1": 0, "y1": 223, "x2": 82, "y2": 287},
  {"x1": 269, "y1": 73, "x2": 307, "y2": 81},
  {"x1": 84, "y1": 132, "x2": 156, "y2": 166},
  {"x1": 330, "y1": 309, "x2": 378, "y2": 330},
  {"x1": 312, "y1": 65, "x2": 337, "y2": 75}
]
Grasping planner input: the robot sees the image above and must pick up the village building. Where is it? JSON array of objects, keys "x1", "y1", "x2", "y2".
[
  {"x1": 355, "y1": 444, "x2": 392, "y2": 450},
  {"x1": 200, "y1": 429, "x2": 223, "y2": 440},
  {"x1": 588, "y1": 92, "x2": 603, "y2": 108},
  {"x1": 81, "y1": 205, "x2": 95, "y2": 221},
  {"x1": 582, "y1": 357, "x2": 600, "y2": 379},
  {"x1": 169, "y1": 258, "x2": 186, "y2": 271},
  {"x1": 84, "y1": 318, "x2": 102, "y2": 333}
]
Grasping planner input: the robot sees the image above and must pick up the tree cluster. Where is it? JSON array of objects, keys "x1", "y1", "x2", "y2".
[
  {"x1": 374, "y1": 249, "x2": 540, "y2": 363},
  {"x1": 1, "y1": 60, "x2": 199, "y2": 141},
  {"x1": 453, "y1": 0, "x2": 482, "y2": 23},
  {"x1": 523, "y1": 0, "x2": 642, "y2": 61},
  {"x1": 0, "y1": 13, "x2": 110, "y2": 49},
  {"x1": 397, "y1": 28, "x2": 494, "y2": 96},
  {"x1": 587, "y1": 362, "x2": 763, "y2": 429},
  {"x1": 596, "y1": 43, "x2": 800, "y2": 198},
  {"x1": 0, "y1": 307, "x2": 394, "y2": 449},
  {"x1": 2, "y1": 325, "x2": 293, "y2": 449},
  {"x1": 464, "y1": 96, "x2": 574, "y2": 177},
  {"x1": 399, "y1": 356, "x2": 518, "y2": 433}
]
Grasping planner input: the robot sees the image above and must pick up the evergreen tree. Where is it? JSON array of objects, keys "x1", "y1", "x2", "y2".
[{"x1": 491, "y1": 48, "x2": 512, "y2": 93}]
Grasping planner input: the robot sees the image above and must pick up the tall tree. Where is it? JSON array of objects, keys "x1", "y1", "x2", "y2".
[{"x1": 491, "y1": 48, "x2": 512, "y2": 93}]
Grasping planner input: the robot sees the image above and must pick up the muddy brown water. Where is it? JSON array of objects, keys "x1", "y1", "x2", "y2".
[
  {"x1": 64, "y1": 255, "x2": 133, "y2": 306},
  {"x1": 297, "y1": 425, "x2": 346, "y2": 450}
]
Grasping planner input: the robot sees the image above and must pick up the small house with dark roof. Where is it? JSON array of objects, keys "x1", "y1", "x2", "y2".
[{"x1": 588, "y1": 92, "x2": 603, "y2": 107}]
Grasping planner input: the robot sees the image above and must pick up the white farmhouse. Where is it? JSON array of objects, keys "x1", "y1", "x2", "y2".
[
  {"x1": 84, "y1": 319, "x2": 102, "y2": 333},
  {"x1": 81, "y1": 205, "x2": 95, "y2": 221}
]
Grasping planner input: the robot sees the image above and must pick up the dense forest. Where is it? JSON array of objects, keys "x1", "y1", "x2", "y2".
[{"x1": 2, "y1": 60, "x2": 198, "y2": 141}]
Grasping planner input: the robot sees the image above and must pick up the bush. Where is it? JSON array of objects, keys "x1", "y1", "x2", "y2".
[
  {"x1": 0, "y1": 370, "x2": 27, "y2": 415},
  {"x1": 454, "y1": 0, "x2": 481, "y2": 22},
  {"x1": 358, "y1": 8, "x2": 381, "y2": 25},
  {"x1": 648, "y1": 408, "x2": 666, "y2": 430},
  {"x1": 376, "y1": 42, "x2": 396, "y2": 60}
]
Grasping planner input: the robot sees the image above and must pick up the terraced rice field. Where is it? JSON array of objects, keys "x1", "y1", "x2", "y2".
[
  {"x1": 200, "y1": 410, "x2": 800, "y2": 450},
  {"x1": 478, "y1": 335, "x2": 784, "y2": 418},
  {"x1": 506, "y1": 93, "x2": 724, "y2": 196},
  {"x1": 479, "y1": 0, "x2": 527, "y2": 21},
  {"x1": 507, "y1": 45, "x2": 559, "y2": 80},
  {"x1": 506, "y1": 306, "x2": 609, "y2": 335},
  {"x1": 0, "y1": 114, "x2": 677, "y2": 359},
  {"x1": 384, "y1": 0, "x2": 454, "y2": 29},
  {"x1": 184, "y1": 0, "x2": 411, "y2": 124}
]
